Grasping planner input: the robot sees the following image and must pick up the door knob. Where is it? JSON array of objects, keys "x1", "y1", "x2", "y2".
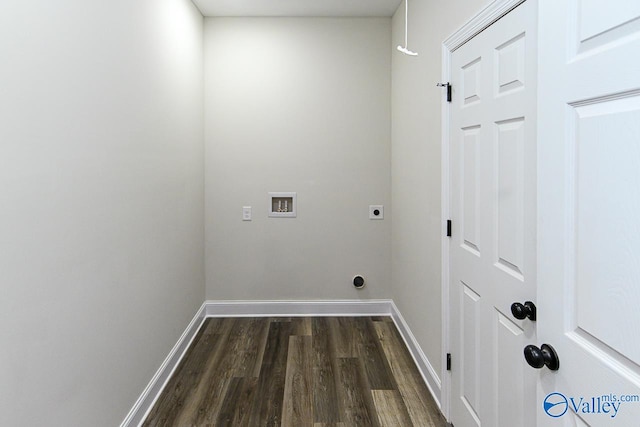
[
  {"x1": 511, "y1": 301, "x2": 536, "y2": 321},
  {"x1": 524, "y1": 344, "x2": 559, "y2": 371}
]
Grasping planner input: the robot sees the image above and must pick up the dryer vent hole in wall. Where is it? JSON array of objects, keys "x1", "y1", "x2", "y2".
[{"x1": 353, "y1": 275, "x2": 365, "y2": 289}]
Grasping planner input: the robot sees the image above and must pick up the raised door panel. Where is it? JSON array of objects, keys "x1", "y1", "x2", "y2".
[
  {"x1": 494, "y1": 117, "x2": 526, "y2": 281},
  {"x1": 573, "y1": 0, "x2": 640, "y2": 55},
  {"x1": 462, "y1": 57, "x2": 483, "y2": 106},
  {"x1": 460, "y1": 282, "x2": 482, "y2": 427},
  {"x1": 461, "y1": 126, "x2": 482, "y2": 256},
  {"x1": 570, "y1": 94, "x2": 640, "y2": 366},
  {"x1": 495, "y1": 311, "x2": 527, "y2": 427},
  {"x1": 495, "y1": 33, "x2": 526, "y2": 96}
]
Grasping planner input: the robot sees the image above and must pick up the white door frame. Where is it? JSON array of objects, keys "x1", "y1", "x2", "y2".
[{"x1": 440, "y1": 0, "x2": 527, "y2": 420}]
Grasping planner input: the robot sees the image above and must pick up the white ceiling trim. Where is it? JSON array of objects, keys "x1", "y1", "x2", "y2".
[{"x1": 192, "y1": 0, "x2": 402, "y2": 17}]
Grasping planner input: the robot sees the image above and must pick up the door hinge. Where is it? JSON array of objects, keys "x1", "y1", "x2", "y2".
[
  {"x1": 446, "y1": 353, "x2": 452, "y2": 371},
  {"x1": 437, "y1": 82, "x2": 452, "y2": 102},
  {"x1": 446, "y1": 220, "x2": 452, "y2": 237}
]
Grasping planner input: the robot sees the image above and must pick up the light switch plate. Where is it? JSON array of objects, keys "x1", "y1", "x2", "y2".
[{"x1": 242, "y1": 206, "x2": 252, "y2": 221}]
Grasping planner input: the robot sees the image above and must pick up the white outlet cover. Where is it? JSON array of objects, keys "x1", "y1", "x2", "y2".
[
  {"x1": 369, "y1": 205, "x2": 384, "y2": 220},
  {"x1": 242, "y1": 206, "x2": 252, "y2": 221}
]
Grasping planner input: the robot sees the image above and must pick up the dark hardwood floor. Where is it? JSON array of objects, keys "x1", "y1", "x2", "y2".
[{"x1": 143, "y1": 316, "x2": 447, "y2": 427}]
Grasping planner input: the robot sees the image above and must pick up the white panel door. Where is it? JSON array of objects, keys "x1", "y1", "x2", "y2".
[
  {"x1": 537, "y1": 0, "x2": 640, "y2": 426},
  {"x1": 449, "y1": 2, "x2": 537, "y2": 426}
]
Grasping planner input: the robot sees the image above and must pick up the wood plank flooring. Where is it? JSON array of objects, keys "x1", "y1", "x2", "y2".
[{"x1": 143, "y1": 317, "x2": 447, "y2": 427}]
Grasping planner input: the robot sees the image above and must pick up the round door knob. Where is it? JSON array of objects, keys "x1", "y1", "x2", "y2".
[
  {"x1": 511, "y1": 301, "x2": 536, "y2": 321},
  {"x1": 524, "y1": 344, "x2": 559, "y2": 371}
]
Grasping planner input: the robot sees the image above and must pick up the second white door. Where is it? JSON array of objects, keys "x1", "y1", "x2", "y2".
[{"x1": 449, "y1": 2, "x2": 537, "y2": 426}]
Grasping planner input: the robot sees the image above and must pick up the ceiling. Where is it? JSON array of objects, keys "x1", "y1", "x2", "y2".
[{"x1": 192, "y1": 0, "x2": 403, "y2": 17}]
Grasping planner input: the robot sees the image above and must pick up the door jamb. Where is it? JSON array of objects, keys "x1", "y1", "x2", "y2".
[{"x1": 440, "y1": 0, "x2": 526, "y2": 420}]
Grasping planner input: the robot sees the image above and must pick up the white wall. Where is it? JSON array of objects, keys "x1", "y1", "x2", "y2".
[
  {"x1": 391, "y1": 0, "x2": 491, "y2": 403},
  {"x1": 0, "y1": 0, "x2": 505, "y2": 421},
  {"x1": 0, "y1": 1, "x2": 204, "y2": 425},
  {"x1": 204, "y1": 18, "x2": 392, "y2": 300}
]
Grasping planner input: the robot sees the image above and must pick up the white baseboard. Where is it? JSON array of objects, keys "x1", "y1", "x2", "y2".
[
  {"x1": 120, "y1": 302, "x2": 207, "y2": 427},
  {"x1": 120, "y1": 299, "x2": 443, "y2": 426},
  {"x1": 204, "y1": 299, "x2": 393, "y2": 317},
  {"x1": 389, "y1": 301, "x2": 442, "y2": 409}
]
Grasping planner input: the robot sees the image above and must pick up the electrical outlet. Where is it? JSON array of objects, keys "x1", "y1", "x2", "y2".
[{"x1": 369, "y1": 205, "x2": 384, "y2": 220}]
